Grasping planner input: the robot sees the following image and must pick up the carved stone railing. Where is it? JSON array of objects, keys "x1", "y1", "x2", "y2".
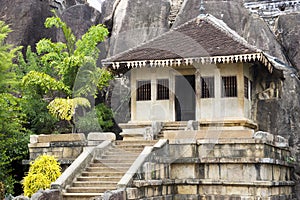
[{"x1": 51, "y1": 141, "x2": 112, "y2": 191}]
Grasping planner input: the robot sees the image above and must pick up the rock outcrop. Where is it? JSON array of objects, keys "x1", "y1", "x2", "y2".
[
  {"x1": 105, "y1": 0, "x2": 171, "y2": 56},
  {"x1": 0, "y1": 0, "x2": 55, "y2": 48},
  {"x1": 276, "y1": 13, "x2": 300, "y2": 70}
]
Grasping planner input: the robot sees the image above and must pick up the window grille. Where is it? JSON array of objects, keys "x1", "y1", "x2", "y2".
[
  {"x1": 221, "y1": 76, "x2": 237, "y2": 97},
  {"x1": 137, "y1": 80, "x2": 151, "y2": 101},
  {"x1": 201, "y1": 76, "x2": 215, "y2": 98},
  {"x1": 244, "y1": 76, "x2": 249, "y2": 99},
  {"x1": 157, "y1": 79, "x2": 169, "y2": 100}
]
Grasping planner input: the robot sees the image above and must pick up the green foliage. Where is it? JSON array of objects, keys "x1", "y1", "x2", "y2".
[
  {"x1": 18, "y1": 11, "x2": 113, "y2": 133},
  {"x1": 0, "y1": 21, "x2": 21, "y2": 93},
  {"x1": 47, "y1": 97, "x2": 91, "y2": 121},
  {"x1": 0, "y1": 21, "x2": 30, "y2": 195},
  {"x1": 20, "y1": 95, "x2": 58, "y2": 134},
  {"x1": 76, "y1": 109, "x2": 101, "y2": 133},
  {"x1": 76, "y1": 103, "x2": 114, "y2": 133},
  {"x1": 95, "y1": 103, "x2": 114, "y2": 132},
  {"x1": 45, "y1": 10, "x2": 76, "y2": 54},
  {"x1": 73, "y1": 62, "x2": 113, "y2": 98},
  {"x1": 22, "y1": 71, "x2": 70, "y2": 95},
  {"x1": 23, "y1": 155, "x2": 61, "y2": 197}
]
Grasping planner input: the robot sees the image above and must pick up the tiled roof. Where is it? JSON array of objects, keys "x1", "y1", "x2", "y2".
[{"x1": 103, "y1": 14, "x2": 259, "y2": 63}]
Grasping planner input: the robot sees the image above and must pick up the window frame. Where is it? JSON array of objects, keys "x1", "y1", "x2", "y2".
[
  {"x1": 136, "y1": 80, "x2": 151, "y2": 101},
  {"x1": 201, "y1": 76, "x2": 215, "y2": 98},
  {"x1": 221, "y1": 76, "x2": 237, "y2": 98},
  {"x1": 157, "y1": 79, "x2": 170, "y2": 100}
]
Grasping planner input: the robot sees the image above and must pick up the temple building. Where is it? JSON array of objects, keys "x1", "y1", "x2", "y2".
[{"x1": 103, "y1": 13, "x2": 283, "y2": 134}]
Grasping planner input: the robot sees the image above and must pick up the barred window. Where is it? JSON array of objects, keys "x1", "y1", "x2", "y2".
[
  {"x1": 244, "y1": 76, "x2": 249, "y2": 99},
  {"x1": 157, "y1": 79, "x2": 169, "y2": 100},
  {"x1": 201, "y1": 76, "x2": 215, "y2": 98},
  {"x1": 137, "y1": 80, "x2": 151, "y2": 101},
  {"x1": 221, "y1": 76, "x2": 237, "y2": 97}
]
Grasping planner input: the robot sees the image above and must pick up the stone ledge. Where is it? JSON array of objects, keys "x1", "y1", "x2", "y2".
[
  {"x1": 132, "y1": 179, "x2": 294, "y2": 187},
  {"x1": 22, "y1": 159, "x2": 75, "y2": 165},
  {"x1": 165, "y1": 130, "x2": 254, "y2": 143},
  {"x1": 87, "y1": 132, "x2": 116, "y2": 141},
  {"x1": 170, "y1": 157, "x2": 293, "y2": 166},
  {"x1": 28, "y1": 142, "x2": 50, "y2": 148},
  {"x1": 37, "y1": 133, "x2": 86, "y2": 143},
  {"x1": 49, "y1": 141, "x2": 87, "y2": 147}
]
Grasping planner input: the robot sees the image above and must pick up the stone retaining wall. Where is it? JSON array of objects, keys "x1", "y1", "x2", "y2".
[
  {"x1": 124, "y1": 133, "x2": 295, "y2": 199},
  {"x1": 24, "y1": 132, "x2": 116, "y2": 170}
]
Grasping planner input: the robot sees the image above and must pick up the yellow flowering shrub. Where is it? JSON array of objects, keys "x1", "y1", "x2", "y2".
[{"x1": 22, "y1": 155, "x2": 61, "y2": 197}]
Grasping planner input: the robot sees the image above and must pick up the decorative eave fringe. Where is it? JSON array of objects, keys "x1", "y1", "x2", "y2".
[{"x1": 107, "y1": 53, "x2": 274, "y2": 73}]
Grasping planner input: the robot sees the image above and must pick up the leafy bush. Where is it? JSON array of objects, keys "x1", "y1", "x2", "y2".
[
  {"x1": 95, "y1": 103, "x2": 114, "y2": 132},
  {"x1": 22, "y1": 155, "x2": 61, "y2": 197},
  {"x1": 76, "y1": 103, "x2": 114, "y2": 133}
]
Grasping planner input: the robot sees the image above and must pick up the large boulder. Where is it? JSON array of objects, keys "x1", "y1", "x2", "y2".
[
  {"x1": 276, "y1": 13, "x2": 300, "y2": 70},
  {"x1": 0, "y1": 0, "x2": 55, "y2": 48},
  {"x1": 106, "y1": 0, "x2": 171, "y2": 56},
  {"x1": 57, "y1": 4, "x2": 103, "y2": 41}
]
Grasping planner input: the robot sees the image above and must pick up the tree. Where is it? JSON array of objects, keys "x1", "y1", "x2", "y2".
[
  {"x1": 18, "y1": 11, "x2": 113, "y2": 133},
  {"x1": 0, "y1": 21, "x2": 30, "y2": 195}
]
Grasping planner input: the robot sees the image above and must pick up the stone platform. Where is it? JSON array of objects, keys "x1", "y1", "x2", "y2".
[{"x1": 121, "y1": 130, "x2": 294, "y2": 199}]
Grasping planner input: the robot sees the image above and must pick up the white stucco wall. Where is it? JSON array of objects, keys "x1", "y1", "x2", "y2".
[{"x1": 130, "y1": 62, "x2": 253, "y2": 123}]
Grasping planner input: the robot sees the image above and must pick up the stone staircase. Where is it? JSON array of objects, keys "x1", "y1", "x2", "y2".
[
  {"x1": 62, "y1": 140, "x2": 157, "y2": 200},
  {"x1": 157, "y1": 121, "x2": 188, "y2": 139}
]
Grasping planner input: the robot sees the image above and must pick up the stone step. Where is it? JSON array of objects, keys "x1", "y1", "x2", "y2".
[
  {"x1": 93, "y1": 159, "x2": 137, "y2": 165},
  {"x1": 101, "y1": 154, "x2": 138, "y2": 159},
  {"x1": 73, "y1": 181, "x2": 117, "y2": 187},
  {"x1": 85, "y1": 166, "x2": 129, "y2": 173},
  {"x1": 89, "y1": 160, "x2": 132, "y2": 168},
  {"x1": 114, "y1": 140, "x2": 157, "y2": 146},
  {"x1": 81, "y1": 171, "x2": 124, "y2": 177},
  {"x1": 89, "y1": 162, "x2": 132, "y2": 168},
  {"x1": 112, "y1": 145, "x2": 146, "y2": 151},
  {"x1": 62, "y1": 192, "x2": 103, "y2": 200},
  {"x1": 105, "y1": 149, "x2": 140, "y2": 156},
  {"x1": 77, "y1": 176, "x2": 121, "y2": 182},
  {"x1": 67, "y1": 186, "x2": 115, "y2": 193}
]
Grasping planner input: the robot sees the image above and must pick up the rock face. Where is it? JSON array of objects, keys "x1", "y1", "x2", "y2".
[
  {"x1": 0, "y1": 0, "x2": 55, "y2": 48},
  {"x1": 58, "y1": 4, "x2": 103, "y2": 41},
  {"x1": 106, "y1": 0, "x2": 171, "y2": 56},
  {"x1": 276, "y1": 13, "x2": 300, "y2": 70}
]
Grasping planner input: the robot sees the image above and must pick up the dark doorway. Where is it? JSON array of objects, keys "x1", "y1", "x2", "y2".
[{"x1": 175, "y1": 75, "x2": 196, "y2": 121}]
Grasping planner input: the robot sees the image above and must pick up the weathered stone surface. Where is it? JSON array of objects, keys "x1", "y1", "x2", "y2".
[
  {"x1": 87, "y1": 132, "x2": 116, "y2": 141},
  {"x1": 57, "y1": 4, "x2": 103, "y2": 41},
  {"x1": 37, "y1": 133, "x2": 86, "y2": 143},
  {"x1": 0, "y1": 0, "x2": 55, "y2": 48},
  {"x1": 276, "y1": 13, "x2": 300, "y2": 70},
  {"x1": 30, "y1": 189, "x2": 62, "y2": 200},
  {"x1": 103, "y1": 189, "x2": 126, "y2": 200},
  {"x1": 107, "y1": 0, "x2": 171, "y2": 56}
]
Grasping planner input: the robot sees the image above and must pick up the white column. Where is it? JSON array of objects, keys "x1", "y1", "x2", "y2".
[{"x1": 195, "y1": 68, "x2": 201, "y2": 121}]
